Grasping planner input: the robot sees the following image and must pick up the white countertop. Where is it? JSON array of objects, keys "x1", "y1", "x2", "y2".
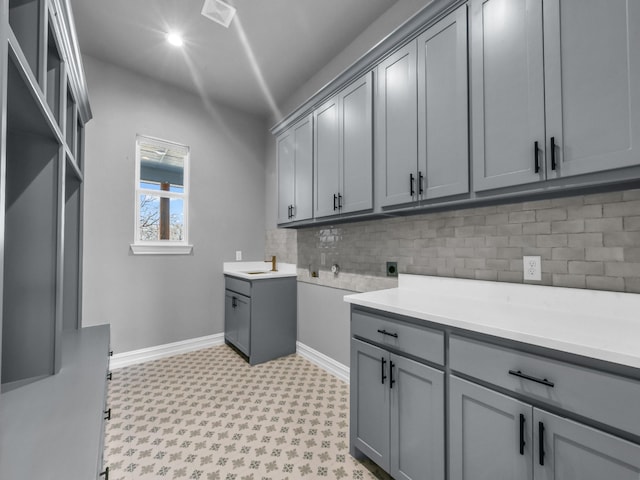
[
  {"x1": 344, "y1": 275, "x2": 640, "y2": 370},
  {"x1": 223, "y1": 261, "x2": 297, "y2": 280}
]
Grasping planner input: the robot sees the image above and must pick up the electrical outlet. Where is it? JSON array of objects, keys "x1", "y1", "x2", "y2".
[
  {"x1": 523, "y1": 256, "x2": 541, "y2": 281},
  {"x1": 235, "y1": 250, "x2": 242, "y2": 261}
]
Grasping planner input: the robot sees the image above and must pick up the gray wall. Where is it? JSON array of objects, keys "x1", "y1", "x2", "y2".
[
  {"x1": 297, "y1": 282, "x2": 352, "y2": 367},
  {"x1": 82, "y1": 56, "x2": 267, "y2": 353}
]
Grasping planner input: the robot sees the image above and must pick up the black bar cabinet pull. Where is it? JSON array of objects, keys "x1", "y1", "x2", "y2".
[
  {"x1": 333, "y1": 194, "x2": 338, "y2": 211},
  {"x1": 534, "y1": 141, "x2": 540, "y2": 173},
  {"x1": 377, "y1": 329, "x2": 398, "y2": 338},
  {"x1": 107, "y1": 372, "x2": 112, "y2": 381},
  {"x1": 288, "y1": 205, "x2": 292, "y2": 218},
  {"x1": 109, "y1": 350, "x2": 113, "y2": 357},
  {"x1": 418, "y1": 171, "x2": 424, "y2": 195},
  {"x1": 550, "y1": 136, "x2": 557, "y2": 170},
  {"x1": 104, "y1": 408, "x2": 111, "y2": 421},
  {"x1": 232, "y1": 297, "x2": 237, "y2": 308},
  {"x1": 381, "y1": 357, "x2": 387, "y2": 384},
  {"x1": 100, "y1": 467, "x2": 110, "y2": 480},
  {"x1": 291, "y1": 205, "x2": 295, "y2": 218},
  {"x1": 390, "y1": 361, "x2": 396, "y2": 389},
  {"x1": 409, "y1": 173, "x2": 415, "y2": 196},
  {"x1": 519, "y1": 414, "x2": 526, "y2": 455},
  {"x1": 508, "y1": 369, "x2": 554, "y2": 388},
  {"x1": 539, "y1": 422, "x2": 545, "y2": 465},
  {"x1": 338, "y1": 193, "x2": 343, "y2": 209}
]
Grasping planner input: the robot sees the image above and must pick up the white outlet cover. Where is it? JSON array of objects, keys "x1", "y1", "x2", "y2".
[
  {"x1": 523, "y1": 255, "x2": 542, "y2": 281},
  {"x1": 235, "y1": 250, "x2": 242, "y2": 261}
]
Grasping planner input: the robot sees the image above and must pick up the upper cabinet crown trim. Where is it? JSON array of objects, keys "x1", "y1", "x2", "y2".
[
  {"x1": 50, "y1": 0, "x2": 92, "y2": 123},
  {"x1": 270, "y1": 0, "x2": 467, "y2": 137}
]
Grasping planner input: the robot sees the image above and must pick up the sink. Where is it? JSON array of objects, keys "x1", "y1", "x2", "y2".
[{"x1": 243, "y1": 270, "x2": 271, "y2": 275}]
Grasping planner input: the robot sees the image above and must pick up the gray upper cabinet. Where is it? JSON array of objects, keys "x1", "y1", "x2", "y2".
[
  {"x1": 377, "y1": 5, "x2": 469, "y2": 209},
  {"x1": 315, "y1": 72, "x2": 373, "y2": 218},
  {"x1": 471, "y1": 0, "x2": 546, "y2": 192},
  {"x1": 473, "y1": 0, "x2": 640, "y2": 192},
  {"x1": 417, "y1": 5, "x2": 469, "y2": 200},
  {"x1": 543, "y1": 0, "x2": 640, "y2": 178},
  {"x1": 376, "y1": 43, "x2": 419, "y2": 208},
  {"x1": 276, "y1": 115, "x2": 313, "y2": 224}
]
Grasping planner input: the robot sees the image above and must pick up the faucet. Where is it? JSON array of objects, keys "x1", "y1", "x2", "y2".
[{"x1": 265, "y1": 255, "x2": 277, "y2": 272}]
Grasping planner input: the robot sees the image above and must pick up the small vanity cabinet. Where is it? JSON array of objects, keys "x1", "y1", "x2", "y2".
[{"x1": 224, "y1": 275, "x2": 297, "y2": 365}]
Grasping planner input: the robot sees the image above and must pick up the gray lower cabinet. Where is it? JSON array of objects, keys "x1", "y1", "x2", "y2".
[
  {"x1": 314, "y1": 71, "x2": 373, "y2": 218},
  {"x1": 276, "y1": 114, "x2": 313, "y2": 224},
  {"x1": 450, "y1": 375, "x2": 640, "y2": 480},
  {"x1": 224, "y1": 290, "x2": 250, "y2": 356},
  {"x1": 449, "y1": 375, "x2": 533, "y2": 480},
  {"x1": 224, "y1": 275, "x2": 296, "y2": 365},
  {"x1": 351, "y1": 338, "x2": 445, "y2": 480}
]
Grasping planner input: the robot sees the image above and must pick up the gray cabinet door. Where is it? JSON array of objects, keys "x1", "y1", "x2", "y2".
[
  {"x1": 225, "y1": 291, "x2": 250, "y2": 356},
  {"x1": 276, "y1": 129, "x2": 295, "y2": 224},
  {"x1": 234, "y1": 293, "x2": 250, "y2": 356},
  {"x1": 534, "y1": 409, "x2": 640, "y2": 480},
  {"x1": 417, "y1": 5, "x2": 469, "y2": 200},
  {"x1": 351, "y1": 338, "x2": 390, "y2": 471},
  {"x1": 389, "y1": 354, "x2": 444, "y2": 480},
  {"x1": 471, "y1": 0, "x2": 546, "y2": 191},
  {"x1": 449, "y1": 376, "x2": 533, "y2": 480},
  {"x1": 340, "y1": 72, "x2": 373, "y2": 214},
  {"x1": 543, "y1": 0, "x2": 640, "y2": 178},
  {"x1": 314, "y1": 97, "x2": 340, "y2": 218},
  {"x1": 375, "y1": 42, "x2": 418, "y2": 208},
  {"x1": 292, "y1": 115, "x2": 313, "y2": 221}
]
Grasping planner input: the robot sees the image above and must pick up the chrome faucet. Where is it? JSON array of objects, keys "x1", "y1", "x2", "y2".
[{"x1": 265, "y1": 255, "x2": 277, "y2": 272}]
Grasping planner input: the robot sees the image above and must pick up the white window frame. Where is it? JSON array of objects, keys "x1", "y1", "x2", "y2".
[{"x1": 130, "y1": 134, "x2": 193, "y2": 255}]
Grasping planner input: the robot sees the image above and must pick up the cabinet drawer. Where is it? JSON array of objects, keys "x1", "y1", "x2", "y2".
[
  {"x1": 352, "y1": 310, "x2": 444, "y2": 365},
  {"x1": 450, "y1": 335, "x2": 640, "y2": 437},
  {"x1": 225, "y1": 276, "x2": 251, "y2": 297}
]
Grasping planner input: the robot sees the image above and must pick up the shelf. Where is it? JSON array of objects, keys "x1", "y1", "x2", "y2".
[
  {"x1": 8, "y1": 0, "x2": 42, "y2": 87},
  {"x1": 0, "y1": 325, "x2": 110, "y2": 478}
]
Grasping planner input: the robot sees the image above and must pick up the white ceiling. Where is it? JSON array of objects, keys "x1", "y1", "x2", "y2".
[{"x1": 70, "y1": 0, "x2": 398, "y2": 117}]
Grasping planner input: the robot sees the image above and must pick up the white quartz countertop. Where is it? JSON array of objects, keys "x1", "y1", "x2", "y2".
[
  {"x1": 344, "y1": 275, "x2": 640, "y2": 370},
  {"x1": 223, "y1": 261, "x2": 297, "y2": 280}
]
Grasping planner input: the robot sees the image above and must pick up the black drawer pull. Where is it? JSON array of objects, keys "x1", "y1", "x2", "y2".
[
  {"x1": 519, "y1": 414, "x2": 526, "y2": 455},
  {"x1": 534, "y1": 141, "x2": 540, "y2": 173},
  {"x1": 418, "y1": 171, "x2": 424, "y2": 195},
  {"x1": 377, "y1": 329, "x2": 398, "y2": 338},
  {"x1": 409, "y1": 173, "x2": 415, "y2": 196},
  {"x1": 508, "y1": 369, "x2": 554, "y2": 388},
  {"x1": 381, "y1": 357, "x2": 387, "y2": 384},
  {"x1": 104, "y1": 408, "x2": 111, "y2": 421},
  {"x1": 338, "y1": 193, "x2": 342, "y2": 209},
  {"x1": 389, "y1": 361, "x2": 396, "y2": 389},
  {"x1": 333, "y1": 194, "x2": 338, "y2": 211},
  {"x1": 107, "y1": 372, "x2": 112, "y2": 381},
  {"x1": 109, "y1": 350, "x2": 113, "y2": 357},
  {"x1": 539, "y1": 421, "x2": 545, "y2": 465},
  {"x1": 232, "y1": 296, "x2": 237, "y2": 308},
  {"x1": 100, "y1": 467, "x2": 109, "y2": 479},
  {"x1": 550, "y1": 136, "x2": 557, "y2": 170}
]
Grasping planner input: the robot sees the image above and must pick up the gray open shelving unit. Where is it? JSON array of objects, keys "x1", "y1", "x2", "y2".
[{"x1": 0, "y1": 0, "x2": 109, "y2": 477}]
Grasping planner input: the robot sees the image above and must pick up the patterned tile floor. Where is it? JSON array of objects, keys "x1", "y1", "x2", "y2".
[{"x1": 105, "y1": 345, "x2": 392, "y2": 479}]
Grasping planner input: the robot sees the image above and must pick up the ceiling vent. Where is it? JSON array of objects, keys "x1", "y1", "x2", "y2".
[{"x1": 201, "y1": 0, "x2": 237, "y2": 28}]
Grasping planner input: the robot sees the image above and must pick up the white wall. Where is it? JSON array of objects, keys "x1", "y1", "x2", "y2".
[{"x1": 82, "y1": 55, "x2": 267, "y2": 354}]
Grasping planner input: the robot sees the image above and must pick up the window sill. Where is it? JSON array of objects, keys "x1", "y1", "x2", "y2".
[{"x1": 130, "y1": 244, "x2": 194, "y2": 255}]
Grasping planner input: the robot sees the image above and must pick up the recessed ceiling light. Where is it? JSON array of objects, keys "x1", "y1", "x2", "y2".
[
  {"x1": 166, "y1": 32, "x2": 184, "y2": 47},
  {"x1": 201, "y1": 0, "x2": 236, "y2": 28}
]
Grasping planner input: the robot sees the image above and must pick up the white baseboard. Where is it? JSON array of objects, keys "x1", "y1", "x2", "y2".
[
  {"x1": 296, "y1": 342, "x2": 350, "y2": 384},
  {"x1": 110, "y1": 333, "x2": 225, "y2": 370}
]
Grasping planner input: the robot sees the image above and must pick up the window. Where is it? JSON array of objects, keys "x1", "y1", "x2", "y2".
[{"x1": 131, "y1": 135, "x2": 192, "y2": 254}]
